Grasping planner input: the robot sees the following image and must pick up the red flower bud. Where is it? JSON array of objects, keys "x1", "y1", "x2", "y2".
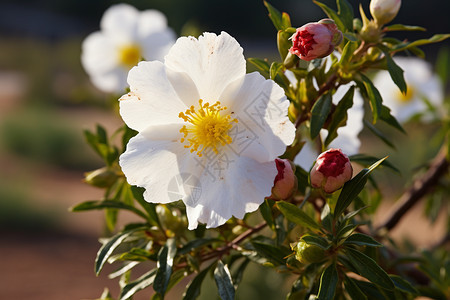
[
  {"x1": 310, "y1": 148, "x2": 352, "y2": 193},
  {"x1": 289, "y1": 19, "x2": 343, "y2": 61},
  {"x1": 271, "y1": 158, "x2": 297, "y2": 200}
]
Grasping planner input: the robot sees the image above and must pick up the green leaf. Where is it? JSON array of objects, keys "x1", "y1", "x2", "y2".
[
  {"x1": 251, "y1": 241, "x2": 288, "y2": 266},
  {"x1": 119, "y1": 269, "x2": 158, "y2": 300},
  {"x1": 359, "y1": 74, "x2": 382, "y2": 123},
  {"x1": 363, "y1": 119, "x2": 396, "y2": 149},
  {"x1": 247, "y1": 58, "x2": 270, "y2": 76},
  {"x1": 301, "y1": 235, "x2": 331, "y2": 250},
  {"x1": 154, "y1": 238, "x2": 177, "y2": 297},
  {"x1": 277, "y1": 29, "x2": 294, "y2": 61},
  {"x1": 385, "y1": 55, "x2": 407, "y2": 94},
  {"x1": 337, "y1": 0, "x2": 354, "y2": 31},
  {"x1": 390, "y1": 275, "x2": 418, "y2": 295},
  {"x1": 183, "y1": 263, "x2": 214, "y2": 300},
  {"x1": 339, "y1": 41, "x2": 358, "y2": 66},
  {"x1": 310, "y1": 92, "x2": 332, "y2": 139},
  {"x1": 70, "y1": 200, "x2": 148, "y2": 220},
  {"x1": 270, "y1": 62, "x2": 284, "y2": 80},
  {"x1": 436, "y1": 47, "x2": 449, "y2": 85},
  {"x1": 108, "y1": 261, "x2": 140, "y2": 279},
  {"x1": 263, "y1": 1, "x2": 284, "y2": 31},
  {"x1": 335, "y1": 224, "x2": 358, "y2": 242},
  {"x1": 317, "y1": 263, "x2": 339, "y2": 300},
  {"x1": 344, "y1": 247, "x2": 394, "y2": 290},
  {"x1": 277, "y1": 201, "x2": 321, "y2": 232},
  {"x1": 313, "y1": 0, "x2": 346, "y2": 32},
  {"x1": 344, "y1": 275, "x2": 368, "y2": 300},
  {"x1": 343, "y1": 32, "x2": 358, "y2": 41},
  {"x1": 344, "y1": 233, "x2": 383, "y2": 247},
  {"x1": 384, "y1": 24, "x2": 426, "y2": 32},
  {"x1": 178, "y1": 238, "x2": 221, "y2": 255},
  {"x1": 325, "y1": 86, "x2": 354, "y2": 146},
  {"x1": 214, "y1": 261, "x2": 235, "y2": 300},
  {"x1": 379, "y1": 105, "x2": 406, "y2": 133},
  {"x1": 96, "y1": 227, "x2": 145, "y2": 275},
  {"x1": 131, "y1": 186, "x2": 161, "y2": 227},
  {"x1": 232, "y1": 259, "x2": 250, "y2": 287},
  {"x1": 349, "y1": 154, "x2": 400, "y2": 174},
  {"x1": 393, "y1": 34, "x2": 450, "y2": 52},
  {"x1": 260, "y1": 199, "x2": 275, "y2": 230},
  {"x1": 334, "y1": 156, "x2": 387, "y2": 218},
  {"x1": 281, "y1": 12, "x2": 292, "y2": 29}
]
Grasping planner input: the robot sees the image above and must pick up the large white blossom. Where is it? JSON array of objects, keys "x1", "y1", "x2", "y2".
[
  {"x1": 119, "y1": 32, "x2": 296, "y2": 229},
  {"x1": 372, "y1": 57, "x2": 443, "y2": 123},
  {"x1": 81, "y1": 4, "x2": 176, "y2": 93},
  {"x1": 294, "y1": 85, "x2": 364, "y2": 170}
]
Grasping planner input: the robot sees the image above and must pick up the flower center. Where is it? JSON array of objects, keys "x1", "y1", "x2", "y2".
[
  {"x1": 396, "y1": 85, "x2": 415, "y2": 103},
  {"x1": 178, "y1": 99, "x2": 238, "y2": 157},
  {"x1": 119, "y1": 44, "x2": 142, "y2": 68}
]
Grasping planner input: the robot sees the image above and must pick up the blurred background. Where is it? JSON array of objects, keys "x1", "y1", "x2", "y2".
[{"x1": 0, "y1": 0, "x2": 448, "y2": 299}]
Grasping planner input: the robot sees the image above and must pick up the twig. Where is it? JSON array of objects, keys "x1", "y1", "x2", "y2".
[{"x1": 376, "y1": 146, "x2": 449, "y2": 232}]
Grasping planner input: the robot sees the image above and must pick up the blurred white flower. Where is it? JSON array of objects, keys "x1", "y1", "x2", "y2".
[
  {"x1": 81, "y1": 4, "x2": 176, "y2": 93},
  {"x1": 119, "y1": 32, "x2": 295, "y2": 229},
  {"x1": 373, "y1": 57, "x2": 443, "y2": 123},
  {"x1": 294, "y1": 85, "x2": 364, "y2": 170}
]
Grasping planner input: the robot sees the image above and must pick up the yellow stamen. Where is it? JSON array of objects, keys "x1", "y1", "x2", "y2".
[
  {"x1": 179, "y1": 99, "x2": 238, "y2": 157},
  {"x1": 119, "y1": 44, "x2": 142, "y2": 68}
]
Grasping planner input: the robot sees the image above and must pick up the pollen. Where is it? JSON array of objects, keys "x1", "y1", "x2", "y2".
[
  {"x1": 119, "y1": 44, "x2": 142, "y2": 68},
  {"x1": 178, "y1": 99, "x2": 238, "y2": 157},
  {"x1": 396, "y1": 85, "x2": 414, "y2": 103}
]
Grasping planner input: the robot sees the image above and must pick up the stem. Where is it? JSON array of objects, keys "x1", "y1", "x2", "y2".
[{"x1": 376, "y1": 146, "x2": 449, "y2": 232}]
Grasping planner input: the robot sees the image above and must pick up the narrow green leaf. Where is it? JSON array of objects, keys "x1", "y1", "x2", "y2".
[
  {"x1": 436, "y1": 47, "x2": 449, "y2": 85},
  {"x1": 310, "y1": 92, "x2": 332, "y2": 139},
  {"x1": 384, "y1": 24, "x2": 426, "y2": 32},
  {"x1": 263, "y1": 1, "x2": 284, "y2": 31},
  {"x1": 277, "y1": 29, "x2": 294, "y2": 61},
  {"x1": 339, "y1": 41, "x2": 358, "y2": 66},
  {"x1": 385, "y1": 55, "x2": 407, "y2": 94},
  {"x1": 379, "y1": 105, "x2": 406, "y2": 134},
  {"x1": 131, "y1": 186, "x2": 161, "y2": 227},
  {"x1": 232, "y1": 259, "x2": 250, "y2": 287},
  {"x1": 108, "y1": 261, "x2": 140, "y2": 279},
  {"x1": 178, "y1": 238, "x2": 221, "y2": 255},
  {"x1": 344, "y1": 233, "x2": 383, "y2": 247},
  {"x1": 359, "y1": 74, "x2": 382, "y2": 123},
  {"x1": 277, "y1": 201, "x2": 321, "y2": 231},
  {"x1": 154, "y1": 238, "x2": 177, "y2": 297},
  {"x1": 334, "y1": 157, "x2": 388, "y2": 218},
  {"x1": 337, "y1": 0, "x2": 354, "y2": 31},
  {"x1": 70, "y1": 200, "x2": 148, "y2": 220},
  {"x1": 281, "y1": 12, "x2": 291, "y2": 29},
  {"x1": 324, "y1": 86, "x2": 354, "y2": 146},
  {"x1": 247, "y1": 58, "x2": 270, "y2": 76},
  {"x1": 260, "y1": 199, "x2": 275, "y2": 230},
  {"x1": 95, "y1": 227, "x2": 145, "y2": 275},
  {"x1": 343, "y1": 32, "x2": 358, "y2": 41},
  {"x1": 335, "y1": 224, "x2": 358, "y2": 242},
  {"x1": 313, "y1": 0, "x2": 346, "y2": 32},
  {"x1": 96, "y1": 125, "x2": 108, "y2": 145},
  {"x1": 364, "y1": 120, "x2": 396, "y2": 149},
  {"x1": 214, "y1": 261, "x2": 235, "y2": 300},
  {"x1": 393, "y1": 34, "x2": 450, "y2": 52},
  {"x1": 390, "y1": 275, "x2": 418, "y2": 294},
  {"x1": 183, "y1": 263, "x2": 214, "y2": 300},
  {"x1": 251, "y1": 241, "x2": 288, "y2": 266},
  {"x1": 270, "y1": 62, "x2": 284, "y2": 80},
  {"x1": 344, "y1": 275, "x2": 368, "y2": 300},
  {"x1": 344, "y1": 247, "x2": 394, "y2": 290},
  {"x1": 317, "y1": 263, "x2": 339, "y2": 300},
  {"x1": 354, "y1": 280, "x2": 387, "y2": 300},
  {"x1": 349, "y1": 154, "x2": 400, "y2": 173},
  {"x1": 119, "y1": 269, "x2": 157, "y2": 300}
]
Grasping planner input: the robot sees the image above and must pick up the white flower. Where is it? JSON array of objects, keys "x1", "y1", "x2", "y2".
[
  {"x1": 81, "y1": 4, "x2": 176, "y2": 93},
  {"x1": 119, "y1": 32, "x2": 295, "y2": 229},
  {"x1": 294, "y1": 85, "x2": 364, "y2": 170},
  {"x1": 372, "y1": 57, "x2": 443, "y2": 123}
]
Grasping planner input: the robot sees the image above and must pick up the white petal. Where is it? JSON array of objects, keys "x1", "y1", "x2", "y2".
[
  {"x1": 81, "y1": 32, "x2": 118, "y2": 75},
  {"x1": 140, "y1": 30, "x2": 176, "y2": 61},
  {"x1": 119, "y1": 61, "x2": 187, "y2": 131},
  {"x1": 101, "y1": 4, "x2": 139, "y2": 43},
  {"x1": 219, "y1": 72, "x2": 295, "y2": 162},
  {"x1": 90, "y1": 69, "x2": 128, "y2": 94},
  {"x1": 185, "y1": 157, "x2": 276, "y2": 229},
  {"x1": 294, "y1": 141, "x2": 319, "y2": 171},
  {"x1": 137, "y1": 9, "x2": 170, "y2": 35},
  {"x1": 164, "y1": 32, "x2": 246, "y2": 102}
]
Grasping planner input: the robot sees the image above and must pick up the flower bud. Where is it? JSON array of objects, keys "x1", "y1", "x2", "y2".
[
  {"x1": 310, "y1": 148, "x2": 352, "y2": 193},
  {"x1": 370, "y1": 0, "x2": 401, "y2": 26},
  {"x1": 289, "y1": 19, "x2": 343, "y2": 61},
  {"x1": 292, "y1": 238, "x2": 326, "y2": 264},
  {"x1": 271, "y1": 158, "x2": 297, "y2": 200},
  {"x1": 84, "y1": 167, "x2": 119, "y2": 188}
]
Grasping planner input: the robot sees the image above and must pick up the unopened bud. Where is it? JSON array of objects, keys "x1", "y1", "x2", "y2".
[
  {"x1": 370, "y1": 0, "x2": 401, "y2": 26},
  {"x1": 271, "y1": 158, "x2": 297, "y2": 200},
  {"x1": 84, "y1": 167, "x2": 118, "y2": 188},
  {"x1": 310, "y1": 148, "x2": 353, "y2": 193},
  {"x1": 292, "y1": 237, "x2": 326, "y2": 264},
  {"x1": 289, "y1": 19, "x2": 343, "y2": 61}
]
